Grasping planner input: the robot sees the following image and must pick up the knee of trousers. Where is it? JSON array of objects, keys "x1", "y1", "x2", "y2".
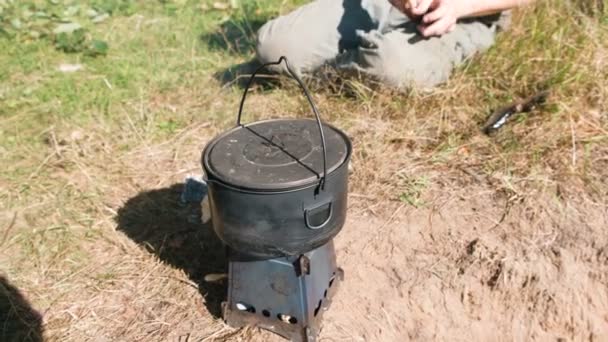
[
  {"x1": 360, "y1": 23, "x2": 497, "y2": 89},
  {"x1": 359, "y1": 35, "x2": 454, "y2": 89}
]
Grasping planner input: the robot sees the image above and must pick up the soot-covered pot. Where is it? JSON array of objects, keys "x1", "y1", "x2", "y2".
[{"x1": 201, "y1": 57, "x2": 352, "y2": 259}]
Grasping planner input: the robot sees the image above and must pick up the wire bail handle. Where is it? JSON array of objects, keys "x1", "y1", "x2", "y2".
[{"x1": 236, "y1": 56, "x2": 328, "y2": 190}]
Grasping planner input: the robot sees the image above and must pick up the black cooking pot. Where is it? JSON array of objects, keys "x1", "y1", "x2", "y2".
[{"x1": 201, "y1": 57, "x2": 352, "y2": 259}]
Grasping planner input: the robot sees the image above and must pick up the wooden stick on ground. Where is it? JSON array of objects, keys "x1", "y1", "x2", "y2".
[{"x1": 482, "y1": 90, "x2": 550, "y2": 134}]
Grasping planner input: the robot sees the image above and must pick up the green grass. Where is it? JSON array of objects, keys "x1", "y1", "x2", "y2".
[{"x1": 0, "y1": 0, "x2": 605, "y2": 216}]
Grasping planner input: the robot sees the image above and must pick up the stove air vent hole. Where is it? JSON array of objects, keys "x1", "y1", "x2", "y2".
[
  {"x1": 313, "y1": 299, "x2": 322, "y2": 317},
  {"x1": 262, "y1": 310, "x2": 271, "y2": 317},
  {"x1": 236, "y1": 302, "x2": 255, "y2": 313},
  {"x1": 277, "y1": 314, "x2": 298, "y2": 324}
]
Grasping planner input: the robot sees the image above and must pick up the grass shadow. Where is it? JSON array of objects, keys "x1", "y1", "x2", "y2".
[
  {"x1": 115, "y1": 183, "x2": 227, "y2": 318},
  {"x1": 0, "y1": 275, "x2": 44, "y2": 342},
  {"x1": 201, "y1": 18, "x2": 266, "y2": 56},
  {"x1": 200, "y1": 14, "x2": 281, "y2": 88},
  {"x1": 212, "y1": 59, "x2": 284, "y2": 89}
]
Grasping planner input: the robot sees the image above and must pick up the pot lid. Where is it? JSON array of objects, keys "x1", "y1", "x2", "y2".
[{"x1": 203, "y1": 118, "x2": 351, "y2": 191}]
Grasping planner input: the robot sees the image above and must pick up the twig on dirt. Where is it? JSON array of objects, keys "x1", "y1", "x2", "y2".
[
  {"x1": 178, "y1": 332, "x2": 190, "y2": 342},
  {"x1": 350, "y1": 193, "x2": 375, "y2": 200},
  {"x1": 0, "y1": 211, "x2": 18, "y2": 247},
  {"x1": 201, "y1": 326, "x2": 237, "y2": 341},
  {"x1": 49, "y1": 129, "x2": 63, "y2": 158},
  {"x1": 430, "y1": 270, "x2": 445, "y2": 284},
  {"x1": 124, "y1": 109, "x2": 146, "y2": 146},
  {"x1": 487, "y1": 195, "x2": 518, "y2": 232},
  {"x1": 362, "y1": 203, "x2": 405, "y2": 252},
  {"x1": 154, "y1": 168, "x2": 200, "y2": 187},
  {"x1": 27, "y1": 151, "x2": 57, "y2": 180},
  {"x1": 71, "y1": 157, "x2": 94, "y2": 184},
  {"x1": 570, "y1": 114, "x2": 577, "y2": 167},
  {"x1": 120, "y1": 121, "x2": 212, "y2": 174},
  {"x1": 104, "y1": 205, "x2": 118, "y2": 216},
  {"x1": 60, "y1": 309, "x2": 79, "y2": 320},
  {"x1": 380, "y1": 306, "x2": 397, "y2": 333},
  {"x1": 351, "y1": 195, "x2": 382, "y2": 217},
  {"x1": 103, "y1": 77, "x2": 113, "y2": 90},
  {"x1": 155, "y1": 122, "x2": 212, "y2": 149},
  {"x1": 51, "y1": 265, "x2": 96, "y2": 289},
  {"x1": 164, "y1": 276, "x2": 199, "y2": 290},
  {"x1": 390, "y1": 267, "x2": 405, "y2": 289},
  {"x1": 455, "y1": 165, "x2": 486, "y2": 184},
  {"x1": 367, "y1": 206, "x2": 380, "y2": 217}
]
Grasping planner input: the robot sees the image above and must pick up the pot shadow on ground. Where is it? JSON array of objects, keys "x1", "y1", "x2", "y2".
[
  {"x1": 115, "y1": 183, "x2": 227, "y2": 318},
  {"x1": 0, "y1": 275, "x2": 44, "y2": 342}
]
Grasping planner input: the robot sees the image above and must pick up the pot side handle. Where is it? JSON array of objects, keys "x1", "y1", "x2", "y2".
[{"x1": 304, "y1": 202, "x2": 333, "y2": 230}]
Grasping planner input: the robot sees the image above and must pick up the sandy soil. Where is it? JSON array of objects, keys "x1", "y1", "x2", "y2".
[
  {"x1": 3, "y1": 165, "x2": 607, "y2": 342},
  {"x1": 2, "y1": 117, "x2": 607, "y2": 342},
  {"x1": 324, "y1": 192, "x2": 607, "y2": 341},
  {"x1": 212, "y1": 184, "x2": 608, "y2": 341}
]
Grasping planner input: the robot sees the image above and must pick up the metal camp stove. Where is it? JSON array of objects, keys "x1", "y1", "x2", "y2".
[
  {"x1": 200, "y1": 57, "x2": 352, "y2": 341},
  {"x1": 222, "y1": 241, "x2": 343, "y2": 342}
]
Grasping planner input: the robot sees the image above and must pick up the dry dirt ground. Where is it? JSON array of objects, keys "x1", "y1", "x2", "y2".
[
  {"x1": 3, "y1": 113, "x2": 607, "y2": 341},
  {"x1": 324, "y1": 191, "x2": 608, "y2": 341},
  {"x1": 222, "y1": 181, "x2": 608, "y2": 341},
  {"x1": 202, "y1": 184, "x2": 608, "y2": 341}
]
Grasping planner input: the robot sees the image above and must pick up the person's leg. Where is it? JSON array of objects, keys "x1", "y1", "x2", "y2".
[
  {"x1": 338, "y1": 8, "x2": 501, "y2": 89},
  {"x1": 255, "y1": 0, "x2": 393, "y2": 74}
]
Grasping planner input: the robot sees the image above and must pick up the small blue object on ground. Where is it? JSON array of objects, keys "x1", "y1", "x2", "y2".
[{"x1": 180, "y1": 175, "x2": 207, "y2": 205}]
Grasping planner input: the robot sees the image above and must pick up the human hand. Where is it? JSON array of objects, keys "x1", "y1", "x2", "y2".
[
  {"x1": 411, "y1": 0, "x2": 470, "y2": 37},
  {"x1": 388, "y1": 0, "x2": 420, "y2": 21}
]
